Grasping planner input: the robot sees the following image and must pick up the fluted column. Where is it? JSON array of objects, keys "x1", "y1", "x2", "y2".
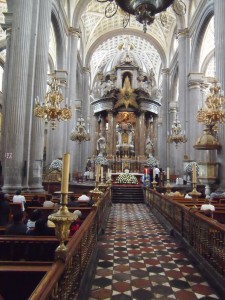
[
  {"x1": 139, "y1": 112, "x2": 145, "y2": 158},
  {"x1": 187, "y1": 73, "x2": 205, "y2": 162},
  {"x1": 176, "y1": 28, "x2": 189, "y2": 174},
  {"x1": 2, "y1": 1, "x2": 34, "y2": 191},
  {"x1": 214, "y1": 0, "x2": 225, "y2": 188},
  {"x1": 107, "y1": 110, "x2": 114, "y2": 156},
  {"x1": 67, "y1": 28, "x2": 80, "y2": 178},
  {"x1": 158, "y1": 68, "x2": 169, "y2": 169},
  {"x1": 29, "y1": 0, "x2": 52, "y2": 191},
  {"x1": 81, "y1": 67, "x2": 90, "y2": 172}
]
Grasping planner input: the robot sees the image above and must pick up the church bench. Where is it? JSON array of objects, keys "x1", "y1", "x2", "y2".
[
  {"x1": 25, "y1": 206, "x2": 93, "y2": 223},
  {"x1": 0, "y1": 261, "x2": 52, "y2": 300},
  {"x1": 0, "y1": 236, "x2": 60, "y2": 261}
]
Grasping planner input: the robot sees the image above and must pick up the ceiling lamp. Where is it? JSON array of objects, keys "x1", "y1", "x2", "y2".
[
  {"x1": 97, "y1": 0, "x2": 186, "y2": 33},
  {"x1": 167, "y1": 114, "x2": 187, "y2": 148},
  {"x1": 70, "y1": 117, "x2": 90, "y2": 143},
  {"x1": 34, "y1": 77, "x2": 72, "y2": 129}
]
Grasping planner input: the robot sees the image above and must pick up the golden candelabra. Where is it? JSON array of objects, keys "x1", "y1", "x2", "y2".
[
  {"x1": 165, "y1": 180, "x2": 171, "y2": 194},
  {"x1": 70, "y1": 117, "x2": 90, "y2": 143},
  {"x1": 89, "y1": 181, "x2": 103, "y2": 203},
  {"x1": 34, "y1": 76, "x2": 72, "y2": 129},
  {"x1": 48, "y1": 154, "x2": 76, "y2": 261},
  {"x1": 197, "y1": 80, "x2": 225, "y2": 128},
  {"x1": 167, "y1": 114, "x2": 187, "y2": 148},
  {"x1": 152, "y1": 180, "x2": 157, "y2": 191},
  {"x1": 188, "y1": 183, "x2": 201, "y2": 208}
]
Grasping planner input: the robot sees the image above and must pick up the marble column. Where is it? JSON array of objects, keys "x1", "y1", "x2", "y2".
[
  {"x1": 176, "y1": 28, "x2": 189, "y2": 174},
  {"x1": 29, "y1": 0, "x2": 52, "y2": 191},
  {"x1": 2, "y1": 1, "x2": 34, "y2": 191},
  {"x1": 214, "y1": 0, "x2": 225, "y2": 188},
  {"x1": 158, "y1": 68, "x2": 169, "y2": 169}
]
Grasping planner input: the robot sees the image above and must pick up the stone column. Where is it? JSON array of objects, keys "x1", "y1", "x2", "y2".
[
  {"x1": 187, "y1": 73, "x2": 205, "y2": 162},
  {"x1": 67, "y1": 28, "x2": 80, "y2": 178},
  {"x1": 2, "y1": 1, "x2": 34, "y2": 191},
  {"x1": 138, "y1": 112, "x2": 145, "y2": 158},
  {"x1": 107, "y1": 110, "x2": 114, "y2": 156},
  {"x1": 29, "y1": 0, "x2": 52, "y2": 191},
  {"x1": 80, "y1": 67, "x2": 90, "y2": 173},
  {"x1": 158, "y1": 68, "x2": 169, "y2": 169},
  {"x1": 214, "y1": 0, "x2": 225, "y2": 188},
  {"x1": 176, "y1": 28, "x2": 189, "y2": 174}
]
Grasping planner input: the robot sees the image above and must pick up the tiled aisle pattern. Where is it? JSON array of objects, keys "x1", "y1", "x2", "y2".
[{"x1": 89, "y1": 203, "x2": 222, "y2": 300}]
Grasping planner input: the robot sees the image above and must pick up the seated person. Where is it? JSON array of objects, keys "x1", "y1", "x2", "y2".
[
  {"x1": 28, "y1": 218, "x2": 55, "y2": 236},
  {"x1": 200, "y1": 200, "x2": 215, "y2": 217},
  {"x1": 68, "y1": 195, "x2": 80, "y2": 207},
  {"x1": 77, "y1": 192, "x2": 90, "y2": 202},
  {"x1": 0, "y1": 192, "x2": 10, "y2": 226},
  {"x1": 185, "y1": 193, "x2": 192, "y2": 199},
  {"x1": 13, "y1": 190, "x2": 26, "y2": 211},
  {"x1": 43, "y1": 194, "x2": 56, "y2": 208},
  {"x1": 69, "y1": 210, "x2": 83, "y2": 236},
  {"x1": 26, "y1": 195, "x2": 42, "y2": 208},
  {"x1": 210, "y1": 188, "x2": 225, "y2": 201},
  {"x1": 26, "y1": 209, "x2": 42, "y2": 233},
  {"x1": 5, "y1": 211, "x2": 27, "y2": 235}
]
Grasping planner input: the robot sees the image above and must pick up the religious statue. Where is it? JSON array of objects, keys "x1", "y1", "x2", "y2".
[
  {"x1": 145, "y1": 136, "x2": 153, "y2": 157},
  {"x1": 97, "y1": 133, "x2": 106, "y2": 156}
]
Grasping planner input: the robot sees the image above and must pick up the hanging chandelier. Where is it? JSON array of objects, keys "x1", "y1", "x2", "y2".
[
  {"x1": 34, "y1": 77, "x2": 72, "y2": 129},
  {"x1": 196, "y1": 80, "x2": 225, "y2": 128},
  {"x1": 70, "y1": 117, "x2": 90, "y2": 143},
  {"x1": 167, "y1": 114, "x2": 187, "y2": 148},
  {"x1": 97, "y1": 0, "x2": 186, "y2": 33}
]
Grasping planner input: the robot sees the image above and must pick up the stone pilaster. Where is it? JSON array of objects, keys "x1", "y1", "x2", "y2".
[{"x1": 138, "y1": 112, "x2": 145, "y2": 158}]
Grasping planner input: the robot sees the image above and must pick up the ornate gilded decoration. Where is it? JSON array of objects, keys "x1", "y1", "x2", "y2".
[{"x1": 115, "y1": 76, "x2": 138, "y2": 109}]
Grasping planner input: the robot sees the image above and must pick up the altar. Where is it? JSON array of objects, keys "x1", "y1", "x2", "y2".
[{"x1": 112, "y1": 172, "x2": 143, "y2": 185}]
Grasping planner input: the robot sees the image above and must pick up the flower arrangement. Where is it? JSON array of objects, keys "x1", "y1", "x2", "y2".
[
  {"x1": 116, "y1": 173, "x2": 138, "y2": 184},
  {"x1": 146, "y1": 154, "x2": 159, "y2": 168},
  {"x1": 185, "y1": 162, "x2": 199, "y2": 174},
  {"x1": 49, "y1": 158, "x2": 62, "y2": 172},
  {"x1": 95, "y1": 155, "x2": 109, "y2": 166}
]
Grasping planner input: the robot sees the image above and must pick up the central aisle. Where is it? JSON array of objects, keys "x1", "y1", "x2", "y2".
[{"x1": 89, "y1": 203, "x2": 221, "y2": 300}]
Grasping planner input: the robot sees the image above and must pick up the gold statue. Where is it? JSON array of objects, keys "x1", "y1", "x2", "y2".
[{"x1": 115, "y1": 76, "x2": 138, "y2": 109}]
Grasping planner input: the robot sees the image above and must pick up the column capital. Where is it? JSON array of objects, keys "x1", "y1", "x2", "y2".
[
  {"x1": 1, "y1": 12, "x2": 13, "y2": 31},
  {"x1": 177, "y1": 28, "x2": 189, "y2": 39},
  {"x1": 83, "y1": 67, "x2": 90, "y2": 74},
  {"x1": 188, "y1": 73, "x2": 205, "y2": 89},
  {"x1": 68, "y1": 27, "x2": 80, "y2": 38},
  {"x1": 161, "y1": 68, "x2": 170, "y2": 75}
]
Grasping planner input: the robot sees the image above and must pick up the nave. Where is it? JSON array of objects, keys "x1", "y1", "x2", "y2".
[{"x1": 89, "y1": 203, "x2": 221, "y2": 300}]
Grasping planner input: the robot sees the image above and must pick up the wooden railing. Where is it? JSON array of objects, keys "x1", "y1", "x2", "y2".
[
  {"x1": 29, "y1": 188, "x2": 111, "y2": 300},
  {"x1": 146, "y1": 190, "x2": 225, "y2": 279}
]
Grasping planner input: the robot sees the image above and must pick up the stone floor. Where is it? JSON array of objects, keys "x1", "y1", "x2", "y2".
[{"x1": 88, "y1": 203, "x2": 222, "y2": 300}]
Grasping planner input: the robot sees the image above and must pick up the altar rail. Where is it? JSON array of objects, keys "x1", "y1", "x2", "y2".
[
  {"x1": 146, "y1": 189, "x2": 225, "y2": 297},
  {"x1": 29, "y1": 188, "x2": 111, "y2": 300}
]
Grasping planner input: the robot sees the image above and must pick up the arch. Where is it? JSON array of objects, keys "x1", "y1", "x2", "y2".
[
  {"x1": 85, "y1": 28, "x2": 167, "y2": 69},
  {"x1": 190, "y1": 1, "x2": 214, "y2": 72},
  {"x1": 51, "y1": 3, "x2": 67, "y2": 69},
  {"x1": 200, "y1": 49, "x2": 214, "y2": 75}
]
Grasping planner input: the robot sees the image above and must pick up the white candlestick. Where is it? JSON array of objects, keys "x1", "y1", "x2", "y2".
[
  {"x1": 192, "y1": 163, "x2": 197, "y2": 184},
  {"x1": 153, "y1": 168, "x2": 156, "y2": 179},
  {"x1": 61, "y1": 153, "x2": 70, "y2": 194},
  {"x1": 167, "y1": 167, "x2": 170, "y2": 181}
]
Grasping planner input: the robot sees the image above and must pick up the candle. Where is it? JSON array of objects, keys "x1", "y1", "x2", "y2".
[
  {"x1": 153, "y1": 168, "x2": 156, "y2": 179},
  {"x1": 192, "y1": 163, "x2": 197, "y2": 183},
  {"x1": 167, "y1": 167, "x2": 170, "y2": 181},
  {"x1": 96, "y1": 164, "x2": 100, "y2": 182},
  {"x1": 61, "y1": 153, "x2": 70, "y2": 194},
  {"x1": 145, "y1": 168, "x2": 147, "y2": 176},
  {"x1": 101, "y1": 166, "x2": 103, "y2": 180}
]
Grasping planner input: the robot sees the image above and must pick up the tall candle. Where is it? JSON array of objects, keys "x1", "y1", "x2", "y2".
[
  {"x1": 153, "y1": 168, "x2": 156, "y2": 179},
  {"x1": 167, "y1": 167, "x2": 170, "y2": 181},
  {"x1": 61, "y1": 153, "x2": 70, "y2": 194},
  {"x1": 145, "y1": 168, "x2": 147, "y2": 175},
  {"x1": 192, "y1": 163, "x2": 197, "y2": 183},
  {"x1": 96, "y1": 165, "x2": 100, "y2": 182},
  {"x1": 101, "y1": 166, "x2": 103, "y2": 180}
]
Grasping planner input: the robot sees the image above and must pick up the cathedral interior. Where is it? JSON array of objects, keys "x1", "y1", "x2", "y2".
[{"x1": 0, "y1": 1, "x2": 225, "y2": 300}]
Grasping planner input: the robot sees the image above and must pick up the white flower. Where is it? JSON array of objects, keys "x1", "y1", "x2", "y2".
[
  {"x1": 49, "y1": 159, "x2": 62, "y2": 171},
  {"x1": 116, "y1": 173, "x2": 138, "y2": 184}
]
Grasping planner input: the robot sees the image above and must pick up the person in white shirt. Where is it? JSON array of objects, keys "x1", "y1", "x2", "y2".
[
  {"x1": 78, "y1": 192, "x2": 90, "y2": 202},
  {"x1": 200, "y1": 199, "x2": 215, "y2": 217},
  {"x1": 13, "y1": 190, "x2": 26, "y2": 211},
  {"x1": 43, "y1": 194, "x2": 56, "y2": 208},
  {"x1": 154, "y1": 167, "x2": 160, "y2": 183}
]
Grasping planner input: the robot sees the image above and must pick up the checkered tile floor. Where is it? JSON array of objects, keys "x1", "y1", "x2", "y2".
[{"x1": 88, "y1": 203, "x2": 222, "y2": 300}]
